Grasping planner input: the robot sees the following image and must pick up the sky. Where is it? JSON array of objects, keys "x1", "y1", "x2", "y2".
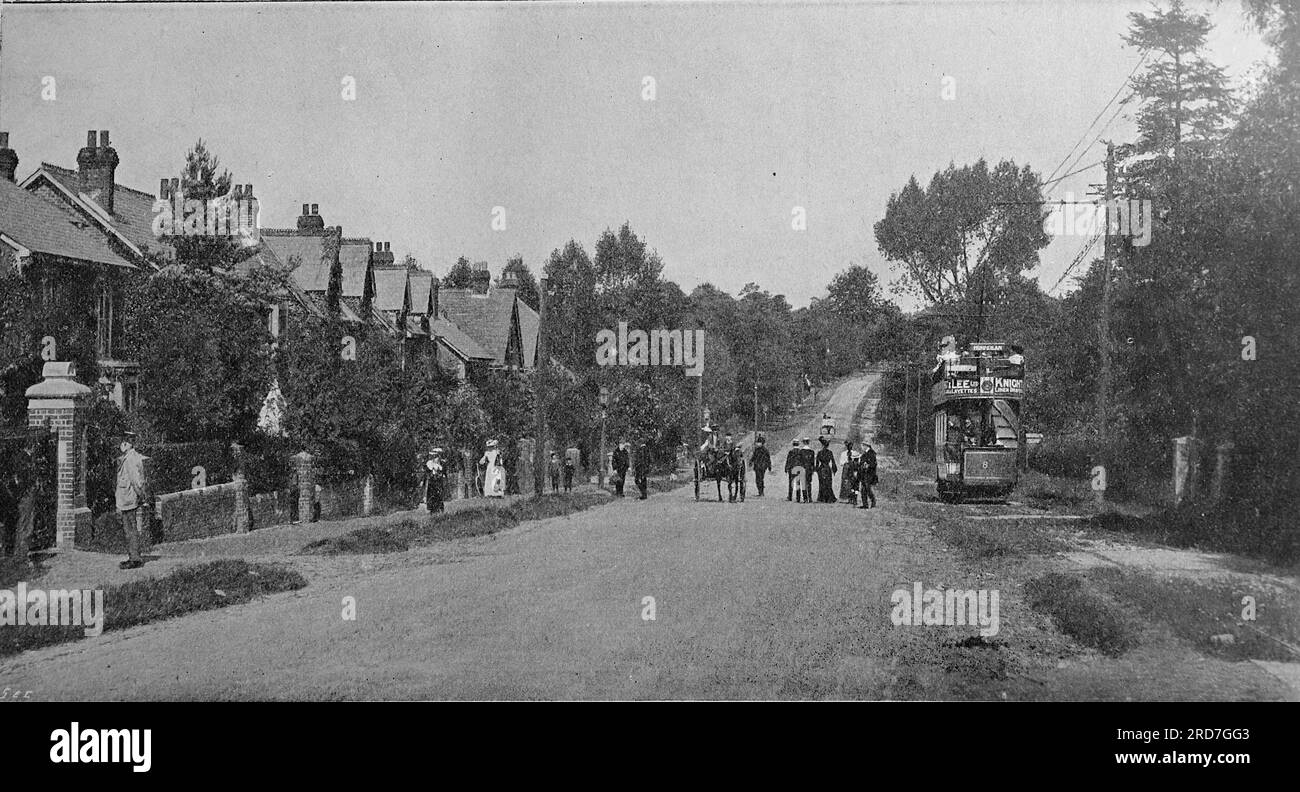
[{"x1": 0, "y1": 0, "x2": 1274, "y2": 311}]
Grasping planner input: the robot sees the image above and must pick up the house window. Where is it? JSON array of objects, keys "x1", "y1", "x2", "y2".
[{"x1": 96, "y1": 280, "x2": 115, "y2": 359}]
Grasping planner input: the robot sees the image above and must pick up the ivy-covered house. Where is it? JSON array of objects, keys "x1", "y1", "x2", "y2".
[{"x1": 2, "y1": 131, "x2": 150, "y2": 412}]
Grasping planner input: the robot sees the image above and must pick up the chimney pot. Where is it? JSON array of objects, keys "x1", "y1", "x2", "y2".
[
  {"x1": 0, "y1": 132, "x2": 9, "y2": 149},
  {"x1": 171, "y1": 178, "x2": 180, "y2": 196},
  {"x1": 311, "y1": 204, "x2": 319, "y2": 215},
  {"x1": 243, "y1": 183, "x2": 252, "y2": 196},
  {"x1": 86, "y1": 131, "x2": 97, "y2": 148},
  {"x1": 159, "y1": 178, "x2": 169, "y2": 198},
  {"x1": 99, "y1": 130, "x2": 110, "y2": 148}
]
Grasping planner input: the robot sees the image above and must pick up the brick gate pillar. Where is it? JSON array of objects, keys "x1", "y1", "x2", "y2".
[{"x1": 25, "y1": 362, "x2": 93, "y2": 550}]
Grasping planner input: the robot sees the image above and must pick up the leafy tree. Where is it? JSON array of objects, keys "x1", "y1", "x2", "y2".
[
  {"x1": 442, "y1": 256, "x2": 476, "y2": 289},
  {"x1": 121, "y1": 267, "x2": 275, "y2": 442},
  {"x1": 874, "y1": 159, "x2": 1051, "y2": 308},
  {"x1": 499, "y1": 254, "x2": 541, "y2": 311},
  {"x1": 542, "y1": 240, "x2": 599, "y2": 371}
]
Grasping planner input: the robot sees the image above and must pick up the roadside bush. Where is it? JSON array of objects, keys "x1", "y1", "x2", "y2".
[{"x1": 138, "y1": 440, "x2": 234, "y2": 496}]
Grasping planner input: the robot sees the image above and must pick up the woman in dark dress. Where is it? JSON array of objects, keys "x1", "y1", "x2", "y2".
[
  {"x1": 839, "y1": 440, "x2": 858, "y2": 503},
  {"x1": 815, "y1": 437, "x2": 838, "y2": 503}
]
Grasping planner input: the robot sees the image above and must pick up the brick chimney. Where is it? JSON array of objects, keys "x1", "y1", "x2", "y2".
[
  {"x1": 471, "y1": 261, "x2": 491, "y2": 294},
  {"x1": 498, "y1": 268, "x2": 520, "y2": 290},
  {"x1": 76, "y1": 130, "x2": 119, "y2": 214},
  {"x1": 0, "y1": 133, "x2": 18, "y2": 182},
  {"x1": 371, "y1": 241, "x2": 395, "y2": 267},
  {"x1": 297, "y1": 202, "x2": 324, "y2": 232}
]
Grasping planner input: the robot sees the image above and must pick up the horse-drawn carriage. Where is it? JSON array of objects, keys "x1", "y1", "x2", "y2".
[
  {"x1": 693, "y1": 445, "x2": 746, "y2": 502},
  {"x1": 820, "y1": 413, "x2": 836, "y2": 438}
]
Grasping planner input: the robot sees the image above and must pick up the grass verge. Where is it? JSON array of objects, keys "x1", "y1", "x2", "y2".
[
  {"x1": 930, "y1": 513, "x2": 1066, "y2": 560},
  {"x1": 299, "y1": 491, "x2": 610, "y2": 556},
  {"x1": 1024, "y1": 571, "x2": 1140, "y2": 657},
  {"x1": 0, "y1": 559, "x2": 307, "y2": 657},
  {"x1": 1090, "y1": 567, "x2": 1300, "y2": 662}
]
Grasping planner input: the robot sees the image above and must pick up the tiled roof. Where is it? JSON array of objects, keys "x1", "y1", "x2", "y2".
[
  {"x1": 372, "y1": 267, "x2": 409, "y2": 313},
  {"x1": 260, "y1": 230, "x2": 330, "y2": 292},
  {"x1": 437, "y1": 288, "x2": 518, "y2": 366},
  {"x1": 430, "y1": 316, "x2": 492, "y2": 361},
  {"x1": 229, "y1": 244, "x2": 325, "y2": 319},
  {"x1": 301, "y1": 291, "x2": 365, "y2": 324},
  {"x1": 338, "y1": 239, "x2": 372, "y2": 299},
  {"x1": 35, "y1": 163, "x2": 163, "y2": 256},
  {"x1": 408, "y1": 270, "x2": 435, "y2": 315},
  {"x1": 0, "y1": 177, "x2": 135, "y2": 268},
  {"x1": 516, "y1": 298, "x2": 539, "y2": 369}
]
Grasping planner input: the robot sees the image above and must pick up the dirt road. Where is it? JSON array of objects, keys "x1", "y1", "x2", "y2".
[{"x1": 2, "y1": 374, "x2": 1289, "y2": 700}]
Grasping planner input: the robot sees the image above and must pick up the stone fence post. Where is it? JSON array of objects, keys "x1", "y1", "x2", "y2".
[
  {"x1": 293, "y1": 451, "x2": 316, "y2": 523},
  {"x1": 25, "y1": 362, "x2": 92, "y2": 550}
]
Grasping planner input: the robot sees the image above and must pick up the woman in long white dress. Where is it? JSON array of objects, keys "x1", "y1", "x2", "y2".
[{"x1": 480, "y1": 439, "x2": 506, "y2": 497}]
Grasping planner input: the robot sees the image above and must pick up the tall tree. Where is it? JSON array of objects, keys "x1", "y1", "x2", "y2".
[
  {"x1": 499, "y1": 254, "x2": 541, "y2": 310},
  {"x1": 169, "y1": 140, "x2": 243, "y2": 272},
  {"x1": 1122, "y1": 0, "x2": 1235, "y2": 162},
  {"x1": 874, "y1": 159, "x2": 1051, "y2": 309}
]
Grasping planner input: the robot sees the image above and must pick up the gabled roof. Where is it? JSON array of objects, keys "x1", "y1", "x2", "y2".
[
  {"x1": 430, "y1": 316, "x2": 492, "y2": 362},
  {"x1": 408, "y1": 270, "x2": 435, "y2": 315},
  {"x1": 516, "y1": 298, "x2": 540, "y2": 369},
  {"x1": 438, "y1": 288, "x2": 519, "y2": 366},
  {"x1": 0, "y1": 177, "x2": 135, "y2": 268},
  {"x1": 339, "y1": 239, "x2": 372, "y2": 299},
  {"x1": 373, "y1": 268, "x2": 410, "y2": 313},
  {"x1": 260, "y1": 229, "x2": 330, "y2": 292},
  {"x1": 228, "y1": 243, "x2": 325, "y2": 319},
  {"x1": 22, "y1": 163, "x2": 160, "y2": 259}
]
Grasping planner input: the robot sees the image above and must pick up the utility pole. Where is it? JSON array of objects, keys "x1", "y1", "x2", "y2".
[
  {"x1": 1096, "y1": 142, "x2": 1115, "y2": 508},
  {"x1": 752, "y1": 380, "x2": 758, "y2": 437},
  {"x1": 915, "y1": 366, "x2": 924, "y2": 457},
  {"x1": 533, "y1": 278, "x2": 548, "y2": 497}
]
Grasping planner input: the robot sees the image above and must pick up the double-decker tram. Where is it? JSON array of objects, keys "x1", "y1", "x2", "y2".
[{"x1": 931, "y1": 339, "x2": 1025, "y2": 503}]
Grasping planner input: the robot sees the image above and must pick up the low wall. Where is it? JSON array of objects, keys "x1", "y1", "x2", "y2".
[{"x1": 154, "y1": 480, "x2": 243, "y2": 541}]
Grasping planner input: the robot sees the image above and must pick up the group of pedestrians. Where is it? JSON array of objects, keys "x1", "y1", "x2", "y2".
[
  {"x1": 610, "y1": 439, "x2": 651, "y2": 500},
  {"x1": 780, "y1": 435, "x2": 878, "y2": 508}
]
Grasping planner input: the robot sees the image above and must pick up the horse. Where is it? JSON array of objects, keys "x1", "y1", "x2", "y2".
[{"x1": 696, "y1": 447, "x2": 733, "y2": 502}]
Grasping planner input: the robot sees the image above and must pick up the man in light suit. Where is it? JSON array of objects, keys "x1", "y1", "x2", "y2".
[{"x1": 115, "y1": 431, "x2": 148, "y2": 570}]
